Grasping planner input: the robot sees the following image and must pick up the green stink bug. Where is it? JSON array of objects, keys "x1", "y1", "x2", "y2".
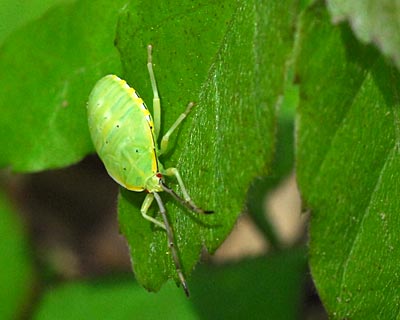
[{"x1": 87, "y1": 45, "x2": 213, "y2": 296}]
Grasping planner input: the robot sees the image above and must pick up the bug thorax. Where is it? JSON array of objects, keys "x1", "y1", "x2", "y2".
[{"x1": 145, "y1": 173, "x2": 164, "y2": 193}]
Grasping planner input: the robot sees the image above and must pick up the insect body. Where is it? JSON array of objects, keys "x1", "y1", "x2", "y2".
[{"x1": 87, "y1": 45, "x2": 213, "y2": 297}]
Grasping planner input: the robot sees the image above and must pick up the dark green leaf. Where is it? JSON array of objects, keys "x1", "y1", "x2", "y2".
[
  {"x1": 191, "y1": 249, "x2": 308, "y2": 320},
  {"x1": 117, "y1": 0, "x2": 298, "y2": 292},
  {"x1": 296, "y1": 2, "x2": 400, "y2": 317}
]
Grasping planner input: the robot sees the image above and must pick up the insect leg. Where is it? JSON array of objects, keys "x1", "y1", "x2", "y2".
[
  {"x1": 159, "y1": 102, "x2": 195, "y2": 155},
  {"x1": 147, "y1": 44, "x2": 161, "y2": 138},
  {"x1": 153, "y1": 191, "x2": 190, "y2": 297},
  {"x1": 162, "y1": 167, "x2": 214, "y2": 214},
  {"x1": 140, "y1": 193, "x2": 166, "y2": 230}
]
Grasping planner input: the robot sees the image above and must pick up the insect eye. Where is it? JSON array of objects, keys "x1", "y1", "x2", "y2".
[{"x1": 156, "y1": 173, "x2": 163, "y2": 178}]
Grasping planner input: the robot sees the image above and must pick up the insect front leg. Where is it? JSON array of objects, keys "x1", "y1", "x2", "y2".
[
  {"x1": 140, "y1": 193, "x2": 166, "y2": 230},
  {"x1": 159, "y1": 102, "x2": 195, "y2": 155},
  {"x1": 147, "y1": 44, "x2": 161, "y2": 138}
]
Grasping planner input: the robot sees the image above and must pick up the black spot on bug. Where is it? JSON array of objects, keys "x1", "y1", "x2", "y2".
[
  {"x1": 123, "y1": 167, "x2": 127, "y2": 171},
  {"x1": 116, "y1": 124, "x2": 120, "y2": 128},
  {"x1": 135, "y1": 149, "x2": 139, "y2": 153}
]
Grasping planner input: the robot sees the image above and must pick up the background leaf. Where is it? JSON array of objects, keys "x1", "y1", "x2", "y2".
[
  {"x1": 117, "y1": 0, "x2": 298, "y2": 292},
  {"x1": 33, "y1": 249, "x2": 307, "y2": 319},
  {"x1": 0, "y1": 0, "x2": 125, "y2": 172},
  {"x1": 326, "y1": 0, "x2": 400, "y2": 70},
  {"x1": 296, "y1": 2, "x2": 400, "y2": 317},
  {"x1": 0, "y1": 0, "x2": 79, "y2": 171},
  {"x1": 0, "y1": 0, "x2": 73, "y2": 44},
  {"x1": 34, "y1": 277, "x2": 196, "y2": 320}
]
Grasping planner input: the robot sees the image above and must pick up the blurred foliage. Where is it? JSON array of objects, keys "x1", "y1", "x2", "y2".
[
  {"x1": 0, "y1": 189, "x2": 34, "y2": 319},
  {"x1": 0, "y1": 0, "x2": 123, "y2": 171},
  {"x1": 33, "y1": 249, "x2": 307, "y2": 320}
]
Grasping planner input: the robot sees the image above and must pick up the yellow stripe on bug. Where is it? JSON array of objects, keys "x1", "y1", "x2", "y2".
[{"x1": 125, "y1": 184, "x2": 145, "y2": 192}]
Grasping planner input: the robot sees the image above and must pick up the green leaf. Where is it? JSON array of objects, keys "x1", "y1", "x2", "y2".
[
  {"x1": 34, "y1": 277, "x2": 197, "y2": 320},
  {"x1": 296, "y1": 2, "x2": 400, "y2": 317},
  {"x1": 0, "y1": 189, "x2": 35, "y2": 320},
  {"x1": 326, "y1": 0, "x2": 400, "y2": 70},
  {"x1": 0, "y1": 0, "x2": 73, "y2": 45},
  {"x1": 0, "y1": 0, "x2": 125, "y2": 172},
  {"x1": 117, "y1": 0, "x2": 298, "y2": 292}
]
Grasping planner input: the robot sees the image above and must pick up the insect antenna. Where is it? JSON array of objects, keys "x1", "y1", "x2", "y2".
[
  {"x1": 160, "y1": 181, "x2": 214, "y2": 214},
  {"x1": 153, "y1": 192, "x2": 190, "y2": 297}
]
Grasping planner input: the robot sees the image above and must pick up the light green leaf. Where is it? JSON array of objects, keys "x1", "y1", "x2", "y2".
[
  {"x1": 0, "y1": 0, "x2": 125, "y2": 172},
  {"x1": 34, "y1": 278, "x2": 197, "y2": 320},
  {"x1": 296, "y1": 2, "x2": 400, "y2": 317},
  {"x1": 117, "y1": 0, "x2": 298, "y2": 292},
  {"x1": 327, "y1": 0, "x2": 400, "y2": 69},
  {"x1": 0, "y1": 0, "x2": 74, "y2": 45}
]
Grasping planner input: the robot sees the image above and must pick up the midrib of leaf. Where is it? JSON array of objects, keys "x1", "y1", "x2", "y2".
[
  {"x1": 337, "y1": 65, "x2": 400, "y2": 304},
  {"x1": 307, "y1": 71, "x2": 372, "y2": 280},
  {"x1": 338, "y1": 144, "x2": 397, "y2": 301}
]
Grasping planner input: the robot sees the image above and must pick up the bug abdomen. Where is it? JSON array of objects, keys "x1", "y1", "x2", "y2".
[{"x1": 87, "y1": 75, "x2": 159, "y2": 191}]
